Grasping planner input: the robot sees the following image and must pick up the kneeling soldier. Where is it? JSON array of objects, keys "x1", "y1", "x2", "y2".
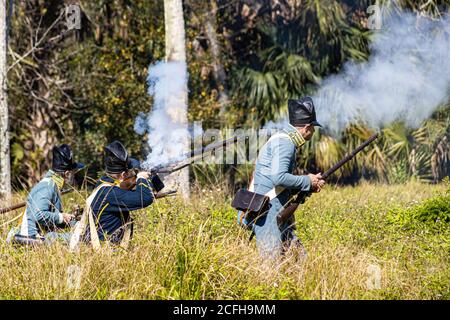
[
  {"x1": 8, "y1": 144, "x2": 84, "y2": 245},
  {"x1": 71, "y1": 141, "x2": 154, "y2": 250}
]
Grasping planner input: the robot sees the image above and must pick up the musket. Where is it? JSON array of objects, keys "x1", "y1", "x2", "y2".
[
  {"x1": 149, "y1": 135, "x2": 246, "y2": 175},
  {"x1": 143, "y1": 135, "x2": 245, "y2": 192},
  {"x1": 276, "y1": 133, "x2": 380, "y2": 227},
  {"x1": 0, "y1": 189, "x2": 74, "y2": 215},
  {"x1": 155, "y1": 189, "x2": 177, "y2": 198},
  {"x1": 0, "y1": 188, "x2": 178, "y2": 216}
]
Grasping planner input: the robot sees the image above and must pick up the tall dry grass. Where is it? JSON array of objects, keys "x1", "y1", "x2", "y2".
[{"x1": 0, "y1": 181, "x2": 448, "y2": 299}]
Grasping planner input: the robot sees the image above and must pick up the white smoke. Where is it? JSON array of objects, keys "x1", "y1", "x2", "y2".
[
  {"x1": 263, "y1": 118, "x2": 289, "y2": 130},
  {"x1": 134, "y1": 112, "x2": 148, "y2": 135},
  {"x1": 313, "y1": 11, "x2": 450, "y2": 136},
  {"x1": 135, "y1": 61, "x2": 190, "y2": 169}
]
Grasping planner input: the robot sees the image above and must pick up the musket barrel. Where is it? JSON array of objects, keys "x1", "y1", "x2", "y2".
[
  {"x1": 152, "y1": 135, "x2": 246, "y2": 175},
  {"x1": 189, "y1": 135, "x2": 244, "y2": 158},
  {"x1": 0, "y1": 202, "x2": 25, "y2": 215},
  {"x1": 322, "y1": 133, "x2": 379, "y2": 179}
]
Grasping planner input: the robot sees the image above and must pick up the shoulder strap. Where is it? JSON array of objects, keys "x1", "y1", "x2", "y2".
[
  {"x1": 18, "y1": 209, "x2": 29, "y2": 236},
  {"x1": 69, "y1": 182, "x2": 114, "y2": 252}
]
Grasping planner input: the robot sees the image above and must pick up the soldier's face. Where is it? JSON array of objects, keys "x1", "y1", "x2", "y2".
[
  {"x1": 64, "y1": 171, "x2": 75, "y2": 187},
  {"x1": 298, "y1": 124, "x2": 315, "y2": 140},
  {"x1": 119, "y1": 170, "x2": 137, "y2": 190},
  {"x1": 306, "y1": 124, "x2": 315, "y2": 139}
]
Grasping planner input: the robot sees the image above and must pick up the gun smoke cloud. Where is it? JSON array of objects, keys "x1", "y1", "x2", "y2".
[
  {"x1": 135, "y1": 61, "x2": 190, "y2": 169},
  {"x1": 313, "y1": 10, "x2": 450, "y2": 136}
]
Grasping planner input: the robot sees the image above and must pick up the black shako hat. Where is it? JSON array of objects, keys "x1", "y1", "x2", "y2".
[
  {"x1": 104, "y1": 140, "x2": 141, "y2": 174},
  {"x1": 52, "y1": 144, "x2": 85, "y2": 173},
  {"x1": 288, "y1": 97, "x2": 322, "y2": 127}
]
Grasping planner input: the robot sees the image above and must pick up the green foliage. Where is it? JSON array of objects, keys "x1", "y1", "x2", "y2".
[
  {"x1": 387, "y1": 180, "x2": 450, "y2": 227},
  {"x1": 385, "y1": 160, "x2": 409, "y2": 184},
  {"x1": 68, "y1": 1, "x2": 166, "y2": 171}
]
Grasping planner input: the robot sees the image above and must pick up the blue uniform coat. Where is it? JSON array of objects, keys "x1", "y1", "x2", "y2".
[
  {"x1": 238, "y1": 125, "x2": 311, "y2": 258},
  {"x1": 84, "y1": 176, "x2": 154, "y2": 243},
  {"x1": 19, "y1": 170, "x2": 64, "y2": 237}
]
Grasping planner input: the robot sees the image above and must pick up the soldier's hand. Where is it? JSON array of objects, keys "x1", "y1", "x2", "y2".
[
  {"x1": 308, "y1": 173, "x2": 324, "y2": 192},
  {"x1": 62, "y1": 213, "x2": 75, "y2": 224},
  {"x1": 137, "y1": 171, "x2": 151, "y2": 180},
  {"x1": 316, "y1": 179, "x2": 326, "y2": 192}
]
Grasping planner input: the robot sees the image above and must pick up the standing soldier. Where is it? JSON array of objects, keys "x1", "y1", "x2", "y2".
[
  {"x1": 70, "y1": 141, "x2": 154, "y2": 250},
  {"x1": 237, "y1": 97, "x2": 325, "y2": 259},
  {"x1": 7, "y1": 144, "x2": 84, "y2": 245}
]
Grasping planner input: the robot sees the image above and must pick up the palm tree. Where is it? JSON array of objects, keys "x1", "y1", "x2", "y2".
[
  {"x1": 230, "y1": 0, "x2": 371, "y2": 125},
  {"x1": 380, "y1": 0, "x2": 446, "y2": 18}
]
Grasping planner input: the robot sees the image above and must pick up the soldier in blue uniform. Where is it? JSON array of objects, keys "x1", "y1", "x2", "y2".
[
  {"x1": 80, "y1": 141, "x2": 154, "y2": 247},
  {"x1": 238, "y1": 97, "x2": 325, "y2": 259},
  {"x1": 8, "y1": 144, "x2": 84, "y2": 245}
]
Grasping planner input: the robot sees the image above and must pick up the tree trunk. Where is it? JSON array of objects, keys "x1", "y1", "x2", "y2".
[
  {"x1": 0, "y1": 0, "x2": 11, "y2": 203},
  {"x1": 164, "y1": 0, "x2": 190, "y2": 198},
  {"x1": 204, "y1": 0, "x2": 230, "y2": 116},
  {"x1": 203, "y1": 0, "x2": 235, "y2": 188}
]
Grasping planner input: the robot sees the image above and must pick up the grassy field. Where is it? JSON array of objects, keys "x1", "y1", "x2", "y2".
[{"x1": 0, "y1": 181, "x2": 448, "y2": 299}]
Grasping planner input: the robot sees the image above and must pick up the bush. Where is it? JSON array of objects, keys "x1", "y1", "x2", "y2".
[{"x1": 387, "y1": 180, "x2": 450, "y2": 226}]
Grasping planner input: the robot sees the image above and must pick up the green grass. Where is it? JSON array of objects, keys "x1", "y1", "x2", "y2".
[{"x1": 0, "y1": 181, "x2": 448, "y2": 299}]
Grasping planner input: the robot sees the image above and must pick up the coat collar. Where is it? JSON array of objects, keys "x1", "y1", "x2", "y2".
[
  {"x1": 283, "y1": 124, "x2": 306, "y2": 149},
  {"x1": 98, "y1": 175, "x2": 120, "y2": 187},
  {"x1": 46, "y1": 170, "x2": 65, "y2": 190}
]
